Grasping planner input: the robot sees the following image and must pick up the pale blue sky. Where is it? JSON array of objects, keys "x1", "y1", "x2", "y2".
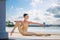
[{"x1": 6, "y1": 0, "x2": 60, "y2": 24}]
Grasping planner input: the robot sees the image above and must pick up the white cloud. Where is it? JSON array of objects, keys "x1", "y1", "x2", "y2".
[
  {"x1": 49, "y1": 3, "x2": 58, "y2": 8},
  {"x1": 24, "y1": 9, "x2": 57, "y2": 24},
  {"x1": 7, "y1": 6, "x2": 58, "y2": 24},
  {"x1": 6, "y1": 0, "x2": 60, "y2": 24},
  {"x1": 47, "y1": 0, "x2": 59, "y2": 8},
  {"x1": 30, "y1": 0, "x2": 43, "y2": 8},
  {"x1": 6, "y1": 6, "x2": 25, "y2": 22}
]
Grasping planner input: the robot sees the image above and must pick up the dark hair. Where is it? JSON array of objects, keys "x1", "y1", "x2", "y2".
[{"x1": 23, "y1": 14, "x2": 28, "y2": 17}]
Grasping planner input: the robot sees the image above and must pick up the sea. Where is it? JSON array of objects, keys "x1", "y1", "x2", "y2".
[{"x1": 6, "y1": 26, "x2": 60, "y2": 34}]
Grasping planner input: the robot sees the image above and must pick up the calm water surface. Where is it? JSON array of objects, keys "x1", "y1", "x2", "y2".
[{"x1": 6, "y1": 26, "x2": 60, "y2": 34}]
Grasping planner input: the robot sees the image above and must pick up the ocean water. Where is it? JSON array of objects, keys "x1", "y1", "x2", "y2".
[{"x1": 6, "y1": 26, "x2": 60, "y2": 34}]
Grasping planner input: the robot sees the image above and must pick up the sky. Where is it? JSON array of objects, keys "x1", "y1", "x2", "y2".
[{"x1": 6, "y1": 0, "x2": 60, "y2": 24}]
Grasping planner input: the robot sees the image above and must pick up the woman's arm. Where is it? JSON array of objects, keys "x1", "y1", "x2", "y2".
[
  {"x1": 29, "y1": 21, "x2": 41, "y2": 24},
  {"x1": 29, "y1": 21, "x2": 44, "y2": 27},
  {"x1": 10, "y1": 21, "x2": 22, "y2": 36},
  {"x1": 10, "y1": 22, "x2": 18, "y2": 36},
  {"x1": 10, "y1": 24, "x2": 17, "y2": 35}
]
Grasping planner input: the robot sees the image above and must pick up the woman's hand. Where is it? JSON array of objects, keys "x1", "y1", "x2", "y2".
[
  {"x1": 40, "y1": 24, "x2": 45, "y2": 27},
  {"x1": 10, "y1": 31, "x2": 14, "y2": 36}
]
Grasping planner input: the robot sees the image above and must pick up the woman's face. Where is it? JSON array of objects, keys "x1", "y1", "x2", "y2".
[{"x1": 24, "y1": 15, "x2": 29, "y2": 19}]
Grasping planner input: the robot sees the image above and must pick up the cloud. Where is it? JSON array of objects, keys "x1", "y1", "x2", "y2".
[
  {"x1": 6, "y1": 0, "x2": 60, "y2": 24},
  {"x1": 57, "y1": 0, "x2": 60, "y2": 4},
  {"x1": 30, "y1": 0, "x2": 43, "y2": 8},
  {"x1": 7, "y1": 6, "x2": 58, "y2": 24},
  {"x1": 49, "y1": 3, "x2": 58, "y2": 7},
  {"x1": 54, "y1": 14, "x2": 60, "y2": 18},
  {"x1": 46, "y1": 2, "x2": 60, "y2": 24},
  {"x1": 6, "y1": 6, "x2": 25, "y2": 22},
  {"x1": 23, "y1": 9, "x2": 57, "y2": 24},
  {"x1": 47, "y1": 6, "x2": 60, "y2": 18}
]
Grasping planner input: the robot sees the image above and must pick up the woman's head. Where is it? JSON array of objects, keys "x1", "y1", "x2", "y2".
[{"x1": 23, "y1": 13, "x2": 29, "y2": 19}]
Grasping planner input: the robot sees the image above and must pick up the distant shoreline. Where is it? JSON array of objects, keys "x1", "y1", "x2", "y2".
[{"x1": 6, "y1": 25, "x2": 60, "y2": 27}]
